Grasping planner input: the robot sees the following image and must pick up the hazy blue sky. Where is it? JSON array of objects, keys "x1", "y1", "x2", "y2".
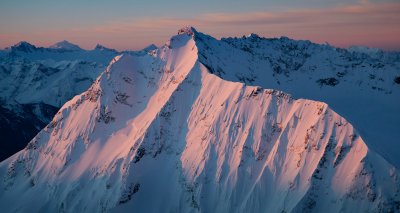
[{"x1": 1, "y1": 0, "x2": 399, "y2": 50}]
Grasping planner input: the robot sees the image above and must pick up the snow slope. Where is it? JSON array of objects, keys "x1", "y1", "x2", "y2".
[
  {"x1": 0, "y1": 41, "x2": 156, "y2": 160},
  {"x1": 0, "y1": 27, "x2": 399, "y2": 213},
  {"x1": 191, "y1": 29, "x2": 400, "y2": 167}
]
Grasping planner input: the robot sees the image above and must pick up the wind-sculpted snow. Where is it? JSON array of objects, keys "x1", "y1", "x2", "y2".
[{"x1": 0, "y1": 28, "x2": 399, "y2": 213}]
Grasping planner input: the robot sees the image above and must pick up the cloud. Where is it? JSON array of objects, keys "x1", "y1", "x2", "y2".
[
  {"x1": 1, "y1": 1, "x2": 399, "y2": 50},
  {"x1": 88, "y1": 1, "x2": 400, "y2": 50}
]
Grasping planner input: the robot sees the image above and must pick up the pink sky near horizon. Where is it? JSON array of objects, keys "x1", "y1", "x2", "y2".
[{"x1": 1, "y1": 1, "x2": 399, "y2": 51}]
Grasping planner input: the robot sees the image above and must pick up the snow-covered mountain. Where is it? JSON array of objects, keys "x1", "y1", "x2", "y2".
[
  {"x1": 0, "y1": 42, "x2": 156, "y2": 160},
  {"x1": 0, "y1": 27, "x2": 399, "y2": 212},
  {"x1": 49, "y1": 40, "x2": 83, "y2": 51}
]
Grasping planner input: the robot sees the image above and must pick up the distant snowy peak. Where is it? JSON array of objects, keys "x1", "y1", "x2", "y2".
[
  {"x1": 49, "y1": 40, "x2": 82, "y2": 51},
  {"x1": 245, "y1": 33, "x2": 261, "y2": 39},
  {"x1": 10, "y1": 41, "x2": 37, "y2": 52}
]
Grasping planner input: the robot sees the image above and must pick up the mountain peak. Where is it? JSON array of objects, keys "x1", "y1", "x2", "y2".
[
  {"x1": 246, "y1": 33, "x2": 260, "y2": 38},
  {"x1": 94, "y1": 44, "x2": 116, "y2": 52},
  {"x1": 177, "y1": 26, "x2": 197, "y2": 36},
  {"x1": 10, "y1": 41, "x2": 37, "y2": 52},
  {"x1": 14, "y1": 41, "x2": 35, "y2": 47},
  {"x1": 142, "y1": 44, "x2": 157, "y2": 51},
  {"x1": 49, "y1": 40, "x2": 82, "y2": 51}
]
